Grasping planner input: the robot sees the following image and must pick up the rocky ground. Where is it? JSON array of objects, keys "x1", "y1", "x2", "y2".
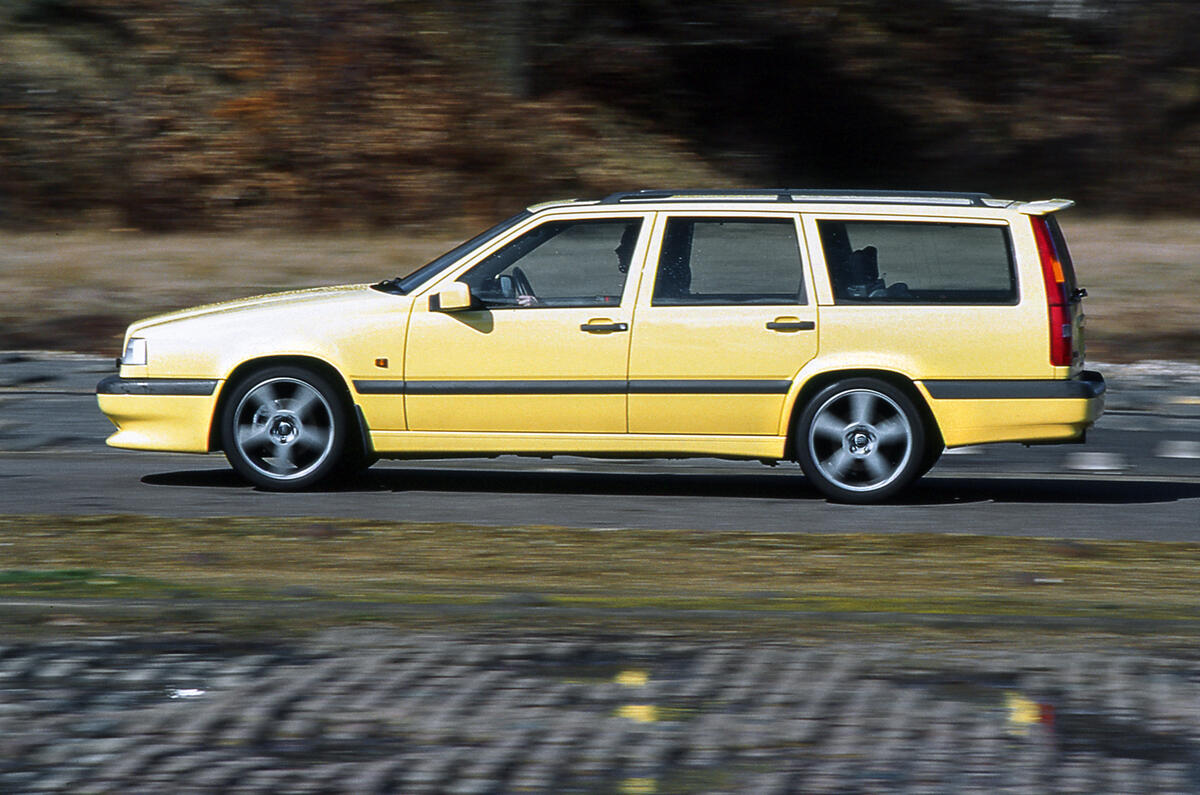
[{"x1": 3, "y1": 630, "x2": 1200, "y2": 794}]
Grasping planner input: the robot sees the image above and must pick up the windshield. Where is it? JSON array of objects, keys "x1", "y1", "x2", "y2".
[{"x1": 373, "y1": 210, "x2": 532, "y2": 295}]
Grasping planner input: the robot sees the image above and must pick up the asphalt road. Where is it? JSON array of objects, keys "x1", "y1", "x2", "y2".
[{"x1": 2, "y1": 353, "x2": 1199, "y2": 540}]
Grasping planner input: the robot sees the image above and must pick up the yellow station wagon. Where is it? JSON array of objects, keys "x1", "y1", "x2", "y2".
[{"x1": 97, "y1": 190, "x2": 1105, "y2": 503}]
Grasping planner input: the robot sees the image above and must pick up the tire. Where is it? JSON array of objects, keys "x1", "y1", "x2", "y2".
[
  {"x1": 916, "y1": 442, "x2": 943, "y2": 479},
  {"x1": 333, "y1": 405, "x2": 378, "y2": 481},
  {"x1": 220, "y1": 366, "x2": 348, "y2": 490},
  {"x1": 336, "y1": 450, "x2": 379, "y2": 481},
  {"x1": 795, "y1": 378, "x2": 927, "y2": 504}
]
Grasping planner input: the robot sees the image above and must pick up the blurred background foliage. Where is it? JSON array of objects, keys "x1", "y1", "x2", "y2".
[{"x1": 2, "y1": 0, "x2": 1199, "y2": 231}]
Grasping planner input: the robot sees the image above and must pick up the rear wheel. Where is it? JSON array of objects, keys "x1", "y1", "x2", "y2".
[
  {"x1": 220, "y1": 366, "x2": 348, "y2": 490},
  {"x1": 796, "y1": 378, "x2": 927, "y2": 503}
]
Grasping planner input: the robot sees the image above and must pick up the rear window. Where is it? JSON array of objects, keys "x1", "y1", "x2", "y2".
[{"x1": 817, "y1": 220, "x2": 1016, "y2": 304}]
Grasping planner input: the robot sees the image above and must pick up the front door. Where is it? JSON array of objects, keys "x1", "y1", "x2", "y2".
[
  {"x1": 404, "y1": 214, "x2": 647, "y2": 433},
  {"x1": 628, "y1": 213, "x2": 818, "y2": 436}
]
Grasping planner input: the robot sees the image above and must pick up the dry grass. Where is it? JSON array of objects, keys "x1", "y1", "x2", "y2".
[
  {"x1": 4, "y1": 516, "x2": 1200, "y2": 633},
  {"x1": 1, "y1": 215, "x2": 1197, "y2": 360},
  {"x1": 0, "y1": 229, "x2": 457, "y2": 352},
  {"x1": 1059, "y1": 216, "x2": 1200, "y2": 361}
]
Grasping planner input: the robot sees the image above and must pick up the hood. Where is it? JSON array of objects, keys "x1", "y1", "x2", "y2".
[{"x1": 128, "y1": 284, "x2": 372, "y2": 333}]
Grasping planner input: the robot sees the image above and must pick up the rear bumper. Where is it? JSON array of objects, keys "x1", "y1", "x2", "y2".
[
  {"x1": 96, "y1": 376, "x2": 221, "y2": 452},
  {"x1": 921, "y1": 370, "x2": 1105, "y2": 401},
  {"x1": 917, "y1": 370, "x2": 1106, "y2": 447}
]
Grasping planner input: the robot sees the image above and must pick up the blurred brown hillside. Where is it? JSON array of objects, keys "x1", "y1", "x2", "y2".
[{"x1": 2, "y1": 0, "x2": 1199, "y2": 231}]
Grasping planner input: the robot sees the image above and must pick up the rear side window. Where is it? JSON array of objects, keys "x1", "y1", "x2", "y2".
[
  {"x1": 653, "y1": 218, "x2": 806, "y2": 306},
  {"x1": 817, "y1": 220, "x2": 1016, "y2": 304}
]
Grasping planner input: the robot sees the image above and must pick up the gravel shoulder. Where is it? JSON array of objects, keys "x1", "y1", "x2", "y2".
[{"x1": 5, "y1": 629, "x2": 1200, "y2": 793}]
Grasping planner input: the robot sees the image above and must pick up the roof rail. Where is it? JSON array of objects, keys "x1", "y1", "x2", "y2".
[{"x1": 598, "y1": 189, "x2": 996, "y2": 207}]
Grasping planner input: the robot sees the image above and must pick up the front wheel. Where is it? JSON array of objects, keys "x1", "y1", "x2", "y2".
[
  {"x1": 220, "y1": 366, "x2": 348, "y2": 490},
  {"x1": 795, "y1": 378, "x2": 927, "y2": 504}
]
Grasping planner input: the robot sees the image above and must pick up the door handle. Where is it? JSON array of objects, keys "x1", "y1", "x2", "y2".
[
  {"x1": 580, "y1": 321, "x2": 628, "y2": 333},
  {"x1": 766, "y1": 319, "x2": 815, "y2": 331}
]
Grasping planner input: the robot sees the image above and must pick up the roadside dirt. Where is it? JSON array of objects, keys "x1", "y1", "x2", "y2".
[
  {"x1": 1, "y1": 216, "x2": 1196, "y2": 361},
  {"x1": 5, "y1": 515, "x2": 1200, "y2": 638}
]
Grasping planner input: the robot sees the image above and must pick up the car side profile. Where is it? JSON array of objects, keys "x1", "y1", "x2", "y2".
[{"x1": 97, "y1": 189, "x2": 1105, "y2": 503}]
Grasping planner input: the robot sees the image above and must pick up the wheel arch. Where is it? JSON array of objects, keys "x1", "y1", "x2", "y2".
[
  {"x1": 784, "y1": 368, "x2": 943, "y2": 461},
  {"x1": 208, "y1": 355, "x2": 368, "y2": 453}
]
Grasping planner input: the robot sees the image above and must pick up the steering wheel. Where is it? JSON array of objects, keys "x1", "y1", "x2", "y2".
[{"x1": 510, "y1": 266, "x2": 536, "y2": 302}]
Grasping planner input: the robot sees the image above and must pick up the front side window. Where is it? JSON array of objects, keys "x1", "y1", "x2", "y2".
[
  {"x1": 818, "y1": 220, "x2": 1016, "y2": 304},
  {"x1": 652, "y1": 218, "x2": 806, "y2": 306},
  {"x1": 459, "y1": 218, "x2": 641, "y2": 308}
]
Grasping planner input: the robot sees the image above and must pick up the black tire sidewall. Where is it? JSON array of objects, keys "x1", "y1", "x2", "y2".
[
  {"x1": 916, "y1": 441, "x2": 943, "y2": 479},
  {"x1": 219, "y1": 365, "x2": 348, "y2": 491},
  {"x1": 795, "y1": 378, "x2": 927, "y2": 504}
]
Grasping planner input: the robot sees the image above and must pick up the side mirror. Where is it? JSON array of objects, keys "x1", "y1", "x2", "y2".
[{"x1": 429, "y1": 282, "x2": 474, "y2": 312}]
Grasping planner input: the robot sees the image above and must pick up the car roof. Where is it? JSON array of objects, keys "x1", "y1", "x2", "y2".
[{"x1": 527, "y1": 190, "x2": 1073, "y2": 215}]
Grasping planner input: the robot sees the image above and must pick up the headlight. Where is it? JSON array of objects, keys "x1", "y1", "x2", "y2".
[{"x1": 121, "y1": 337, "x2": 148, "y2": 366}]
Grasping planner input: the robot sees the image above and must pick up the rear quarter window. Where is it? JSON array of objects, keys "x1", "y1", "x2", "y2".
[{"x1": 817, "y1": 220, "x2": 1016, "y2": 304}]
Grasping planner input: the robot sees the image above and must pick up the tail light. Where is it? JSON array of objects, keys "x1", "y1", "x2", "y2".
[{"x1": 1031, "y1": 216, "x2": 1073, "y2": 367}]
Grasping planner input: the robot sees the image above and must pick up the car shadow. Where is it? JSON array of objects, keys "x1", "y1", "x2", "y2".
[
  {"x1": 141, "y1": 466, "x2": 1200, "y2": 506},
  {"x1": 907, "y1": 476, "x2": 1200, "y2": 506}
]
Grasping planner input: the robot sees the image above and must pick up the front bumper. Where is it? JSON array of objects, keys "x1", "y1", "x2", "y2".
[{"x1": 96, "y1": 376, "x2": 222, "y2": 452}]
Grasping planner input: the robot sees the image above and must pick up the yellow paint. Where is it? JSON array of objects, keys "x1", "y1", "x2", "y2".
[
  {"x1": 98, "y1": 392, "x2": 218, "y2": 453},
  {"x1": 917, "y1": 387, "x2": 1103, "y2": 447},
  {"x1": 402, "y1": 304, "x2": 632, "y2": 432},
  {"x1": 814, "y1": 303, "x2": 1049, "y2": 380},
  {"x1": 615, "y1": 669, "x2": 649, "y2": 687},
  {"x1": 368, "y1": 431, "x2": 787, "y2": 459},
  {"x1": 616, "y1": 704, "x2": 658, "y2": 723},
  {"x1": 630, "y1": 394, "x2": 789, "y2": 436},
  {"x1": 1006, "y1": 691, "x2": 1042, "y2": 736},
  {"x1": 619, "y1": 778, "x2": 658, "y2": 794}
]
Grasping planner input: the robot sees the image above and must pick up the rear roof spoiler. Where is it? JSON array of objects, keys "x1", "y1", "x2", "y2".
[{"x1": 1015, "y1": 199, "x2": 1075, "y2": 216}]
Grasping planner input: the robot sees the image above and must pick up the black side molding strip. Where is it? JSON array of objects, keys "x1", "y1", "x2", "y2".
[
  {"x1": 923, "y1": 370, "x2": 1106, "y2": 400},
  {"x1": 407, "y1": 380, "x2": 624, "y2": 395},
  {"x1": 353, "y1": 380, "x2": 408, "y2": 395},
  {"x1": 628, "y1": 379, "x2": 792, "y2": 395},
  {"x1": 97, "y1": 376, "x2": 219, "y2": 396},
  {"x1": 353, "y1": 379, "x2": 794, "y2": 396},
  {"x1": 355, "y1": 380, "x2": 626, "y2": 395}
]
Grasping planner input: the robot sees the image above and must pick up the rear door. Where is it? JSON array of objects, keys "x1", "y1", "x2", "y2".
[{"x1": 627, "y1": 212, "x2": 817, "y2": 436}]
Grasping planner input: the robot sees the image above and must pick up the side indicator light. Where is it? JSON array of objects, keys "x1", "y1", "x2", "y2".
[{"x1": 374, "y1": 358, "x2": 389, "y2": 368}]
